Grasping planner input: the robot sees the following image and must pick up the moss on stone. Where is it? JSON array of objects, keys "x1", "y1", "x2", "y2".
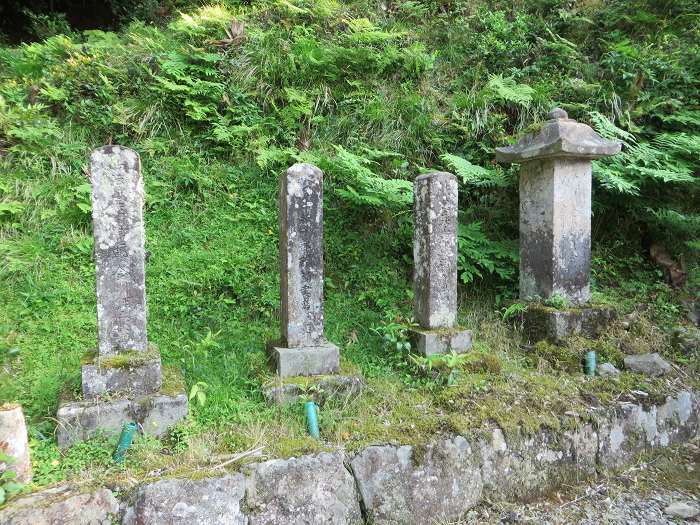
[
  {"x1": 266, "y1": 357, "x2": 362, "y2": 388},
  {"x1": 530, "y1": 340, "x2": 583, "y2": 373},
  {"x1": 464, "y1": 353, "x2": 503, "y2": 374},
  {"x1": 81, "y1": 346, "x2": 161, "y2": 370},
  {"x1": 160, "y1": 365, "x2": 186, "y2": 397},
  {"x1": 273, "y1": 435, "x2": 330, "y2": 458},
  {"x1": 410, "y1": 444, "x2": 429, "y2": 466},
  {"x1": 101, "y1": 350, "x2": 161, "y2": 370}
]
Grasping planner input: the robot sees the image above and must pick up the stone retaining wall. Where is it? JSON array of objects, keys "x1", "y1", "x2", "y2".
[{"x1": 2, "y1": 391, "x2": 698, "y2": 525}]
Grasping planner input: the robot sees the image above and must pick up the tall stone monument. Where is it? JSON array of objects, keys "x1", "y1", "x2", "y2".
[
  {"x1": 269, "y1": 163, "x2": 340, "y2": 378},
  {"x1": 496, "y1": 108, "x2": 621, "y2": 341},
  {"x1": 56, "y1": 145, "x2": 187, "y2": 448},
  {"x1": 409, "y1": 172, "x2": 472, "y2": 355}
]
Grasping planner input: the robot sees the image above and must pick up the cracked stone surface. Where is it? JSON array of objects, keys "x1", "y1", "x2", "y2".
[
  {"x1": 245, "y1": 452, "x2": 363, "y2": 525},
  {"x1": 8, "y1": 392, "x2": 699, "y2": 524},
  {"x1": 122, "y1": 474, "x2": 247, "y2": 525},
  {"x1": 0, "y1": 486, "x2": 118, "y2": 525},
  {"x1": 274, "y1": 163, "x2": 339, "y2": 377}
]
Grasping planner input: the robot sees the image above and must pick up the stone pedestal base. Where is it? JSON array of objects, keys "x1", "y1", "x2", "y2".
[
  {"x1": 81, "y1": 352, "x2": 162, "y2": 399},
  {"x1": 56, "y1": 368, "x2": 188, "y2": 449},
  {"x1": 263, "y1": 375, "x2": 364, "y2": 405},
  {"x1": 524, "y1": 304, "x2": 616, "y2": 343},
  {"x1": 409, "y1": 327, "x2": 472, "y2": 356},
  {"x1": 268, "y1": 342, "x2": 340, "y2": 378}
]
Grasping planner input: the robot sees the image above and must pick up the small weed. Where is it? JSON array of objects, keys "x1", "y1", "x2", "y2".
[
  {"x1": 542, "y1": 293, "x2": 572, "y2": 310},
  {"x1": 501, "y1": 302, "x2": 527, "y2": 322}
]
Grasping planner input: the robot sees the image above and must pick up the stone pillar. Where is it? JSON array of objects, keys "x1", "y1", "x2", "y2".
[
  {"x1": 82, "y1": 146, "x2": 160, "y2": 397},
  {"x1": 56, "y1": 146, "x2": 188, "y2": 448},
  {"x1": 0, "y1": 404, "x2": 32, "y2": 484},
  {"x1": 270, "y1": 163, "x2": 340, "y2": 378},
  {"x1": 409, "y1": 172, "x2": 471, "y2": 356},
  {"x1": 496, "y1": 108, "x2": 621, "y2": 306},
  {"x1": 91, "y1": 146, "x2": 148, "y2": 356}
]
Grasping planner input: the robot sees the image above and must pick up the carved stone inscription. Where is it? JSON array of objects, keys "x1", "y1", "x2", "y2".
[
  {"x1": 279, "y1": 163, "x2": 325, "y2": 348},
  {"x1": 90, "y1": 145, "x2": 148, "y2": 356}
]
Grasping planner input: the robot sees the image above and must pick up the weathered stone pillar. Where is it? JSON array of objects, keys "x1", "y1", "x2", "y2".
[
  {"x1": 496, "y1": 108, "x2": 621, "y2": 306},
  {"x1": 83, "y1": 146, "x2": 160, "y2": 397},
  {"x1": 91, "y1": 147, "x2": 148, "y2": 355},
  {"x1": 56, "y1": 146, "x2": 187, "y2": 448},
  {"x1": 270, "y1": 163, "x2": 340, "y2": 377},
  {"x1": 409, "y1": 172, "x2": 471, "y2": 356},
  {"x1": 0, "y1": 404, "x2": 32, "y2": 483}
]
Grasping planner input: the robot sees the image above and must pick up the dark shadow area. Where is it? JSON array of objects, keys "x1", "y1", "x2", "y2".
[{"x1": 0, "y1": 0, "x2": 179, "y2": 43}]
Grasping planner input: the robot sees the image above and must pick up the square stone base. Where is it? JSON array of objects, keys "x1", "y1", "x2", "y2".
[
  {"x1": 268, "y1": 342, "x2": 340, "y2": 378},
  {"x1": 263, "y1": 375, "x2": 365, "y2": 405},
  {"x1": 81, "y1": 354, "x2": 162, "y2": 399},
  {"x1": 524, "y1": 304, "x2": 616, "y2": 343},
  {"x1": 409, "y1": 327, "x2": 472, "y2": 356},
  {"x1": 56, "y1": 385, "x2": 188, "y2": 449}
]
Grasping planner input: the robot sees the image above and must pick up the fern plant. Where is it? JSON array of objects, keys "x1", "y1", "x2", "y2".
[
  {"x1": 457, "y1": 222, "x2": 518, "y2": 285},
  {"x1": 590, "y1": 111, "x2": 700, "y2": 251},
  {"x1": 325, "y1": 146, "x2": 413, "y2": 208},
  {"x1": 441, "y1": 154, "x2": 509, "y2": 190}
]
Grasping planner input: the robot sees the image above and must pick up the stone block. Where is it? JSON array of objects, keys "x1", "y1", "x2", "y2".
[
  {"x1": 139, "y1": 393, "x2": 190, "y2": 436},
  {"x1": 262, "y1": 374, "x2": 365, "y2": 405},
  {"x1": 495, "y1": 108, "x2": 621, "y2": 163},
  {"x1": 523, "y1": 304, "x2": 616, "y2": 343},
  {"x1": 122, "y1": 474, "x2": 247, "y2": 525},
  {"x1": 477, "y1": 425, "x2": 596, "y2": 502},
  {"x1": 245, "y1": 452, "x2": 362, "y2": 525},
  {"x1": 269, "y1": 342, "x2": 340, "y2": 378},
  {"x1": 496, "y1": 109, "x2": 621, "y2": 306},
  {"x1": 0, "y1": 485, "x2": 118, "y2": 525},
  {"x1": 596, "y1": 391, "x2": 698, "y2": 468},
  {"x1": 56, "y1": 389, "x2": 187, "y2": 449},
  {"x1": 350, "y1": 436, "x2": 482, "y2": 525},
  {"x1": 81, "y1": 354, "x2": 162, "y2": 399},
  {"x1": 623, "y1": 352, "x2": 671, "y2": 376},
  {"x1": 518, "y1": 158, "x2": 592, "y2": 305},
  {"x1": 0, "y1": 404, "x2": 31, "y2": 483},
  {"x1": 409, "y1": 327, "x2": 472, "y2": 356},
  {"x1": 597, "y1": 362, "x2": 620, "y2": 376}
]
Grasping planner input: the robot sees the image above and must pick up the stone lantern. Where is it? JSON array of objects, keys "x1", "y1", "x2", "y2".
[{"x1": 496, "y1": 108, "x2": 621, "y2": 341}]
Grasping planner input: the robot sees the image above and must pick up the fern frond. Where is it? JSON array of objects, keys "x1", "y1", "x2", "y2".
[
  {"x1": 329, "y1": 146, "x2": 412, "y2": 208},
  {"x1": 588, "y1": 111, "x2": 636, "y2": 143},
  {"x1": 440, "y1": 154, "x2": 508, "y2": 188},
  {"x1": 592, "y1": 163, "x2": 640, "y2": 195},
  {"x1": 658, "y1": 110, "x2": 700, "y2": 129},
  {"x1": 482, "y1": 75, "x2": 534, "y2": 106},
  {"x1": 653, "y1": 133, "x2": 700, "y2": 156},
  {"x1": 647, "y1": 208, "x2": 700, "y2": 235}
]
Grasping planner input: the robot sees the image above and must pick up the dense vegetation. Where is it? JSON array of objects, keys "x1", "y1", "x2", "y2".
[{"x1": 0, "y1": 0, "x2": 698, "y2": 487}]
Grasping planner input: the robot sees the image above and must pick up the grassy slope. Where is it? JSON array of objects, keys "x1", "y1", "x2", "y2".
[{"x1": 0, "y1": 0, "x2": 698, "y2": 488}]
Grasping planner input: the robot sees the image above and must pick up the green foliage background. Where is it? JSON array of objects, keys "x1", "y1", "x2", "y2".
[{"x1": 0, "y1": 0, "x2": 698, "y2": 483}]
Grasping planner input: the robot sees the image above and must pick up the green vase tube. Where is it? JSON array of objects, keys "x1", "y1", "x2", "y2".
[
  {"x1": 113, "y1": 422, "x2": 138, "y2": 463},
  {"x1": 305, "y1": 401, "x2": 320, "y2": 439},
  {"x1": 585, "y1": 350, "x2": 596, "y2": 377}
]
